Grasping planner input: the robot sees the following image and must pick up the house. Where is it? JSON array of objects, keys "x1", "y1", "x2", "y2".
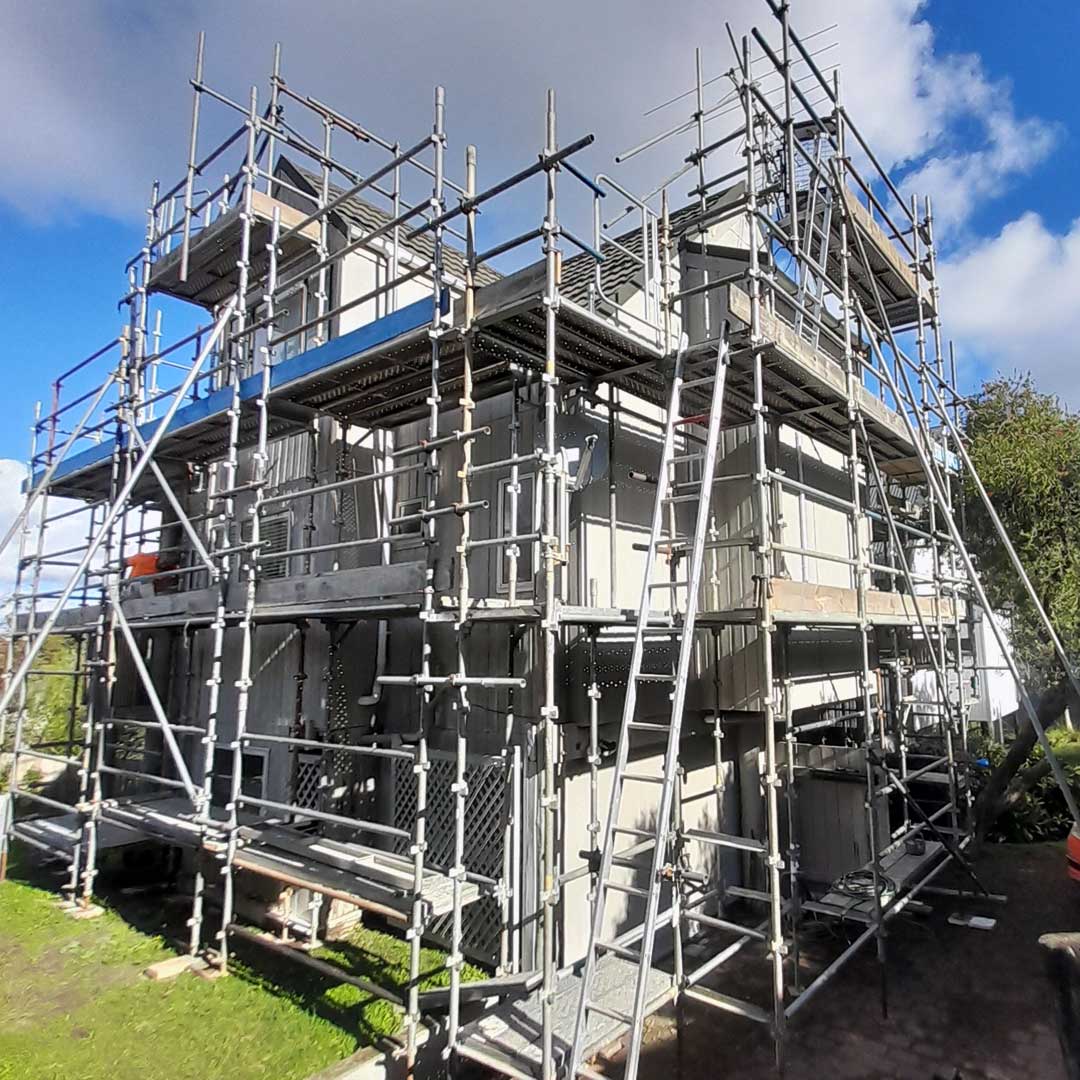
[{"x1": 3, "y1": 13, "x2": 987, "y2": 1077}]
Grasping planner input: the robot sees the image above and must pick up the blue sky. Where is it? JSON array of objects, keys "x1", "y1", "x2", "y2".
[
  {"x1": 1, "y1": 0, "x2": 1078, "y2": 472},
  {"x1": 924, "y1": 0, "x2": 1077, "y2": 238}
]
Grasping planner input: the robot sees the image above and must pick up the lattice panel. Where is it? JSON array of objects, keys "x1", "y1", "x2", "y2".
[
  {"x1": 337, "y1": 486, "x2": 361, "y2": 571},
  {"x1": 325, "y1": 652, "x2": 353, "y2": 781},
  {"x1": 294, "y1": 753, "x2": 322, "y2": 810},
  {"x1": 391, "y1": 751, "x2": 510, "y2": 964}
]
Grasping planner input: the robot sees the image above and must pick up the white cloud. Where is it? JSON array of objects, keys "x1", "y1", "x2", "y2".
[
  {"x1": 0, "y1": 0, "x2": 1071, "y2": 521},
  {"x1": 939, "y1": 212, "x2": 1080, "y2": 405},
  {"x1": 0, "y1": 0, "x2": 1053, "y2": 240},
  {"x1": 901, "y1": 53, "x2": 1058, "y2": 234},
  {"x1": 0, "y1": 459, "x2": 96, "y2": 600}
]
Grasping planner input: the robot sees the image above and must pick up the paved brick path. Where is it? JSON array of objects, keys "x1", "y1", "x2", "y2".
[{"x1": 604, "y1": 843, "x2": 1070, "y2": 1079}]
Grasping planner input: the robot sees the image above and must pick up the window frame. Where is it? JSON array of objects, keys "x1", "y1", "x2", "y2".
[{"x1": 496, "y1": 472, "x2": 537, "y2": 594}]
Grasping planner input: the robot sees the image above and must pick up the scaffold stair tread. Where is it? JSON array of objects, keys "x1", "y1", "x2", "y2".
[
  {"x1": 681, "y1": 984, "x2": 771, "y2": 1024},
  {"x1": 456, "y1": 955, "x2": 672, "y2": 1079}
]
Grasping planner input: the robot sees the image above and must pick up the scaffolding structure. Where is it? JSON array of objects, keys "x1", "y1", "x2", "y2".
[{"x1": 4, "y1": 4, "x2": 1080, "y2": 1079}]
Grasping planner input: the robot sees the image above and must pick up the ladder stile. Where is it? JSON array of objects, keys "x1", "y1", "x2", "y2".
[{"x1": 569, "y1": 327, "x2": 730, "y2": 1080}]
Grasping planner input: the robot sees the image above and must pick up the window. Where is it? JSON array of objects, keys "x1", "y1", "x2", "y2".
[
  {"x1": 393, "y1": 497, "x2": 424, "y2": 539},
  {"x1": 273, "y1": 281, "x2": 309, "y2": 363},
  {"x1": 497, "y1": 473, "x2": 536, "y2": 591},
  {"x1": 211, "y1": 748, "x2": 267, "y2": 808}
]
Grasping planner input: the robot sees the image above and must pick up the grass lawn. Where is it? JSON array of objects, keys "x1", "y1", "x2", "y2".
[{"x1": 0, "y1": 865, "x2": 482, "y2": 1080}]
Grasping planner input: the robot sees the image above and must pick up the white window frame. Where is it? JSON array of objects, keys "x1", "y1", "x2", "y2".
[
  {"x1": 273, "y1": 279, "x2": 309, "y2": 363},
  {"x1": 392, "y1": 496, "x2": 425, "y2": 548},
  {"x1": 496, "y1": 473, "x2": 537, "y2": 594}
]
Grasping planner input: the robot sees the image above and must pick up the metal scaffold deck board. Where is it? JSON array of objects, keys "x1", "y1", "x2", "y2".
[
  {"x1": 147, "y1": 191, "x2": 321, "y2": 308},
  {"x1": 233, "y1": 824, "x2": 480, "y2": 918},
  {"x1": 457, "y1": 954, "x2": 673, "y2": 1079},
  {"x1": 98, "y1": 795, "x2": 229, "y2": 848},
  {"x1": 726, "y1": 283, "x2": 913, "y2": 461},
  {"x1": 804, "y1": 840, "x2": 945, "y2": 924},
  {"x1": 31, "y1": 294, "x2": 439, "y2": 500}
]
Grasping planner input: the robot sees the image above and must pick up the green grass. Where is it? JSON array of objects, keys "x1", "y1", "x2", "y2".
[{"x1": 0, "y1": 870, "x2": 483, "y2": 1080}]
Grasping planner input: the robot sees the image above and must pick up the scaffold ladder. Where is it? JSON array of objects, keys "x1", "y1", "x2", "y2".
[
  {"x1": 794, "y1": 131, "x2": 834, "y2": 353},
  {"x1": 568, "y1": 328, "x2": 730, "y2": 1080}
]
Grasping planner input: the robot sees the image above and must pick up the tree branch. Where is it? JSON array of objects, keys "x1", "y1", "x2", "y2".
[{"x1": 974, "y1": 679, "x2": 1077, "y2": 843}]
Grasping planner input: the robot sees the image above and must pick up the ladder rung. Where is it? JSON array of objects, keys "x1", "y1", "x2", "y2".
[
  {"x1": 662, "y1": 493, "x2": 701, "y2": 505},
  {"x1": 595, "y1": 938, "x2": 641, "y2": 961},
  {"x1": 603, "y1": 880, "x2": 651, "y2": 900},
  {"x1": 682, "y1": 985, "x2": 771, "y2": 1025},
  {"x1": 684, "y1": 828, "x2": 766, "y2": 854},
  {"x1": 621, "y1": 772, "x2": 664, "y2": 785},
  {"x1": 611, "y1": 839, "x2": 656, "y2": 867},
  {"x1": 682, "y1": 375, "x2": 716, "y2": 391},
  {"x1": 670, "y1": 453, "x2": 702, "y2": 466},
  {"x1": 586, "y1": 1001, "x2": 633, "y2": 1026},
  {"x1": 724, "y1": 885, "x2": 772, "y2": 904},
  {"x1": 612, "y1": 826, "x2": 653, "y2": 839},
  {"x1": 628, "y1": 720, "x2": 671, "y2": 731},
  {"x1": 635, "y1": 672, "x2": 675, "y2": 682},
  {"x1": 649, "y1": 580, "x2": 689, "y2": 590}
]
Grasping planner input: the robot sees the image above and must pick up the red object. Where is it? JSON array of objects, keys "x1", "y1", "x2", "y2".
[
  {"x1": 1067, "y1": 824, "x2": 1080, "y2": 882},
  {"x1": 126, "y1": 552, "x2": 159, "y2": 579}
]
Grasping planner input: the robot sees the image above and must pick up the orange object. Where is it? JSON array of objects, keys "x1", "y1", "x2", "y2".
[
  {"x1": 1067, "y1": 825, "x2": 1080, "y2": 882},
  {"x1": 126, "y1": 552, "x2": 159, "y2": 579}
]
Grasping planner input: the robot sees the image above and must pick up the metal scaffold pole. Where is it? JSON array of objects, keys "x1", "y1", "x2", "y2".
[
  {"x1": 449, "y1": 139, "x2": 478, "y2": 1061},
  {"x1": 1, "y1": 407, "x2": 45, "y2": 885},
  {"x1": 221, "y1": 153, "x2": 276, "y2": 971},
  {"x1": 853, "y1": 296, "x2": 1080, "y2": 828},
  {"x1": 743, "y1": 33, "x2": 787, "y2": 1067},
  {"x1": 10, "y1": 8, "x2": 1080, "y2": 1079},
  {"x1": 404, "y1": 83, "x2": 446, "y2": 1076},
  {"x1": 540, "y1": 87, "x2": 561, "y2": 1080},
  {"x1": 0, "y1": 303, "x2": 237, "y2": 724}
]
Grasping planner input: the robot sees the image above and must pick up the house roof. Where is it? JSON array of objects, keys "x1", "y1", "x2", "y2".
[
  {"x1": 276, "y1": 157, "x2": 500, "y2": 288},
  {"x1": 560, "y1": 181, "x2": 746, "y2": 306}
]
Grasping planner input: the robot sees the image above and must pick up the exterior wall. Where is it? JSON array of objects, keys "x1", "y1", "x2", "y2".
[
  {"x1": 337, "y1": 245, "x2": 434, "y2": 334},
  {"x1": 122, "y1": 205, "x2": 925, "y2": 966},
  {"x1": 774, "y1": 427, "x2": 857, "y2": 590},
  {"x1": 150, "y1": 371, "x2": 876, "y2": 833},
  {"x1": 558, "y1": 732, "x2": 736, "y2": 966},
  {"x1": 968, "y1": 608, "x2": 1019, "y2": 739}
]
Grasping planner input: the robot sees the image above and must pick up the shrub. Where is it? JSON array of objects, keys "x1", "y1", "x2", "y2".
[{"x1": 969, "y1": 727, "x2": 1080, "y2": 843}]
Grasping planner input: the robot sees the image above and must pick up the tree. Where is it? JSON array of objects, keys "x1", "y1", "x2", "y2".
[
  {"x1": 964, "y1": 375, "x2": 1080, "y2": 840},
  {"x1": 1, "y1": 635, "x2": 85, "y2": 757}
]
